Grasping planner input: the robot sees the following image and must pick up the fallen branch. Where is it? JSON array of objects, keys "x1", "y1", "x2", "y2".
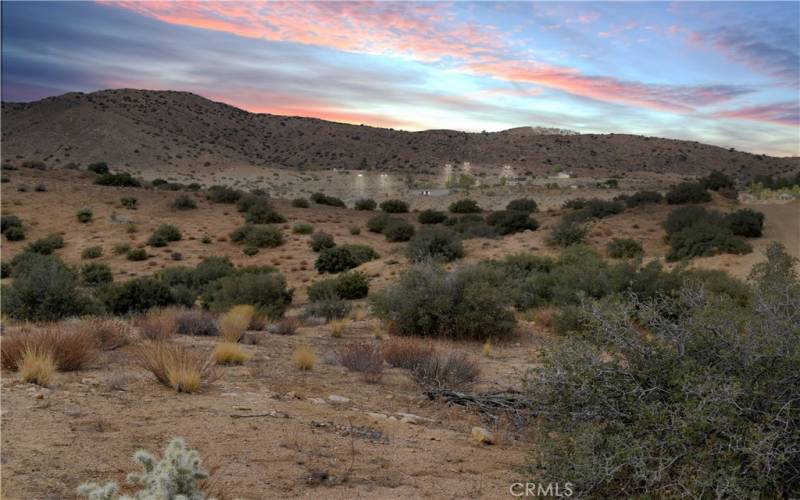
[
  {"x1": 230, "y1": 410, "x2": 290, "y2": 419},
  {"x1": 424, "y1": 388, "x2": 534, "y2": 427}
]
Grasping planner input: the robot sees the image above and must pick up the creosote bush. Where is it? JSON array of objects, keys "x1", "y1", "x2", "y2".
[
  {"x1": 354, "y1": 198, "x2": 377, "y2": 211},
  {"x1": 407, "y1": 226, "x2": 464, "y2": 262},
  {"x1": 76, "y1": 208, "x2": 93, "y2": 223},
  {"x1": 310, "y1": 192, "x2": 346, "y2": 207},
  {"x1": 606, "y1": 238, "x2": 643, "y2": 259},
  {"x1": 207, "y1": 185, "x2": 241, "y2": 203},
  {"x1": 303, "y1": 298, "x2": 352, "y2": 321},
  {"x1": 486, "y1": 210, "x2": 539, "y2": 235},
  {"x1": 308, "y1": 271, "x2": 369, "y2": 301},
  {"x1": 309, "y1": 231, "x2": 335, "y2": 252},
  {"x1": 147, "y1": 224, "x2": 182, "y2": 247},
  {"x1": 291, "y1": 197, "x2": 309, "y2": 208},
  {"x1": 379, "y1": 199, "x2": 409, "y2": 213},
  {"x1": 665, "y1": 181, "x2": 711, "y2": 204},
  {"x1": 229, "y1": 224, "x2": 283, "y2": 248},
  {"x1": 546, "y1": 218, "x2": 587, "y2": 247},
  {"x1": 292, "y1": 222, "x2": 313, "y2": 234},
  {"x1": 81, "y1": 262, "x2": 113, "y2": 286},
  {"x1": 202, "y1": 271, "x2": 293, "y2": 318},
  {"x1": 367, "y1": 212, "x2": 391, "y2": 233},
  {"x1": 81, "y1": 246, "x2": 103, "y2": 259},
  {"x1": 624, "y1": 190, "x2": 663, "y2": 207},
  {"x1": 26, "y1": 233, "x2": 64, "y2": 255},
  {"x1": 506, "y1": 198, "x2": 538, "y2": 213},
  {"x1": 449, "y1": 198, "x2": 481, "y2": 213},
  {"x1": 170, "y1": 194, "x2": 197, "y2": 210},
  {"x1": 104, "y1": 277, "x2": 175, "y2": 315},
  {"x1": 418, "y1": 209, "x2": 447, "y2": 224},
  {"x1": 94, "y1": 172, "x2": 141, "y2": 187},
  {"x1": 315, "y1": 244, "x2": 378, "y2": 274},
  {"x1": 382, "y1": 218, "x2": 415, "y2": 242}
]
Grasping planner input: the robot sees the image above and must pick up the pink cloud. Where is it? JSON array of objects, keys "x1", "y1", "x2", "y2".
[{"x1": 713, "y1": 102, "x2": 799, "y2": 126}]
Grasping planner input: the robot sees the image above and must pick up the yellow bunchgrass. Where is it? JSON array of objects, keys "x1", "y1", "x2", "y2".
[
  {"x1": 292, "y1": 345, "x2": 317, "y2": 370},
  {"x1": 212, "y1": 342, "x2": 252, "y2": 365},
  {"x1": 131, "y1": 342, "x2": 216, "y2": 393},
  {"x1": 352, "y1": 309, "x2": 367, "y2": 322},
  {"x1": 482, "y1": 339, "x2": 493, "y2": 357},
  {"x1": 329, "y1": 319, "x2": 348, "y2": 338},
  {"x1": 19, "y1": 347, "x2": 56, "y2": 386},
  {"x1": 218, "y1": 305, "x2": 255, "y2": 342}
]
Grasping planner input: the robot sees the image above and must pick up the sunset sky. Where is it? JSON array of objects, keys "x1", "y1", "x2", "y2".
[{"x1": 2, "y1": 1, "x2": 798, "y2": 156}]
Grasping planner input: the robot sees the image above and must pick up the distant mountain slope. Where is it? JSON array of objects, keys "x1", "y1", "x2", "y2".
[{"x1": 2, "y1": 89, "x2": 797, "y2": 178}]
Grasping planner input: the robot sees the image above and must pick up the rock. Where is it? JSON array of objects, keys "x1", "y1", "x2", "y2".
[
  {"x1": 471, "y1": 426, "x2": 496, "y2": 445},
  {"x1": 366, "y1": 412, "x2": 388, "y2": 420},
  {"x1": 308, "y1": 398, "x2": 326, "y2": 405},
  {"x1": 397, "y1": 412, "x2": 432, "y2": 424},
  {"x1": 327, "y1": 395, "x2": 350, "y2": 403}
]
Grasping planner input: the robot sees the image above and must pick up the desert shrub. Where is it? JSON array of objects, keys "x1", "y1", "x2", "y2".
[
  {"x1": 379, "y1": 199, "x2": 409, "y2": 213},
  {"x1": 1, "y1": 262, "x2": 10, "y2": 278},
  {"x1": 303, "y1": 298, "x2": 352, "y2": 321},
  {"x1": 449, "y1": 198, "x2": 481, "y2": 213},
  {"x1": 354, "y1": 198, "x2": 377, "y2": 211},
  {"x1": 292, "y1": 345, "x2": 317, "y2": 370},
  {"x1": 202, "y1": 272, "x2": 293, "y2": 318},
  {"x1": 22, "y1": 160, "x2": 46, "y2": 169},
  {"x1": 121, "y1": 196, "x2": 138, "y2": 209},
  {"x1": 310, "y1": 231, "x2": 335, "y2": 252},
  {"x1": 26, "y1": 233, "x2": 64, "y2": 254},
  {"x1": 701, "y1": 170, "x2": 735, "y2": 191},
  {"x1": 371, "y1": 262, "x2": 516, "y2": 341},
  {"x1": 382, "y1": 337, "x2": 436, "y2": 369},
  {"x1": 522, "y1": 244, "x2": 799, "y2": 498},
  {"x1": 291, "y1": 197, "x2": 309, "y2": 208},
  {"x1": 444, "y1": 214, "x2": 497, "y2": 239},
  {"x1": 136, "y1": 308, "x2": 180, "y2": 341},
  {"x1": 383, "y1": 218, "x2": 415, "y2": 242},
  {"x1": 726, "y1": 208, "x2": 765, "y2": 237},
  {"x1": 624, "y1": 190, "x2": 663, "y2": 207},
  {"x1": 235, "y1": 194, "x2": 265, "y2": 213},
  {"x1": 566, "y1": 198, "x2": 625, "y2": 222},
  {"x1": 175, "y1": 310, "x2": 219, "y2": 336},
  {"x1": 485, "y1": 210, "x2": 539, "y2": 235},
  {"x1": 292, "y1": 222, "x2": 313, "y2": 234},
  {"x1": 412, "y1": 350, "x2": 480, "y2": 388},
  {"x1": 76, "y1": 208, "x2": 93, "y2": 223},
  {"x1": 546, "y1": 218, "x2": 587, "y2": 247},
  {"x1": 310, "y1": 192, "x2": 346, "y2": 207},
  {"x1": 206, "y1": 185, "x2": 241, "y2": 203},
  {"x1": 349, "y1": 225, "x2": 361, "y2": 235},
  {"x1": 1, "y1": 254, "x2": 94, "y2": 321},
  {"x1": 366, "y1": 213, "x2": 391, "y2": 233},
  {"x1": 34, "y1": 183, "x2": 45, "y2": 192},
  {"x1": 665, "y1": 181, "x2": 711, "y2": 204},
  {"x1": 78, "y1": 438, "x2": 211, "y2": 499},
  {"x1": 338, "y1": 341, "x2": 383, "y2": 382},
  {"x1": 4, "y1": 226, "x2": 25, "y2": 241},
  {"x1": 81, "y1": 246, "x2": 103, "y2": 259},
  {"x1": 193, "y1": 256, "x2": 235, "y2": 287},
  {"x1": 607, "y1": 238, "x2": 644, "y2": 259},
  {"x1": 147, "y1": 224, "x2": 181, "y2": 247},
  {"x1": 126, "y1": 247, "x2": 148, "y2": 261},
  {"x1": 131, "y1": 343, "x2": 215, "y2": 393},
  {"x1": 2, "y1": 214, "x2": 23, "y2": 233},
  {"x1": 506, "y1": 198, "x2": 538, "y2": 213},
  {"x1": 74, "y1": 317, "x2": 133, "y2": 351},
  {"x1": 170, "y1": 194, "x2": 197, "y2": 210},
  {"x1": 112, "y1": 242, "x2": 131, "y2": 255},
  {"x1": 229, "y1": 224, "x2": 283, "y2": 248},
  {"x1": 418, "y1": 209, "x2": 447, "y2": 224},
  {"x1": 245, "y1": 199, "x2": 286, "y2": 224},
  {"x1": 18, "y1": 348, "x2": 55, "y2": 386},
  {"x1": 663, "y1": 205, "x2": 712, "y2": 235},
  {"x1": 81, "y1": 262, "x2": 113, "y2": 286},
  {"x1": 213, "y1": 342, "x2": 252, "y2": 365},
  {"x1": 268, "y1": 317, "x2": 299, "y2": 335},
  {"x1": 308, "y1": 271, "x2": 369, "y2": 301},
  {"x1": 94, "y1": 172, "x2": 141, "y2": 187},
  {"x1": 407, "y1": 226, "x2": 464, "y2": 262},
  {"x1": 0, "y1": 325, "x2": 98, "y2": 371},
  {"x1": 666, "y1": 218, "x2": 751, "y2": 261},
  {"x1": 315, "y1": 244, "x2": 378, "y2": 273},
  {"x1": 86, "y1": 161, "x2": 109, "y2": 174},
  {"x1": 104, "y1": 277, "x2": 176, "y2": 315}
]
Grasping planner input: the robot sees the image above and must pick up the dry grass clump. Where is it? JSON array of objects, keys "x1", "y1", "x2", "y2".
[
  {"x1": 268, "y1": 318, "x2": 299, "y2": 335},
  {"x1": 175, "y1": 309, "x2": 219, "y2": 337},
  {"x1": 329, "y1": 319, "x2": 348, "y2": 338},
  {"x1": 131, "y1": 342, "x2": 216, "y2": 393},
  {"x1": 1, "y1": 326, "x2": 98, "y2": 371},
  {"x1": 19, "y1": 347, "x2": 56, "y2": 386},
  {"x1": 381, "y1": 337, "x2": 436, "y2": 370},
  {"x1": 73, "y1": 317, "x2": 134, "y2": 350},
  {"x1": 212, "y1": 342, "x2": 252, "y2": 365},
  {"x1": 218, "y1": 305, "x2": 255, "y2": 342},
  {"x1": 292, "y1": 345, "x2": 317, "y2": 370},
  {"x1": 412, "y1": 350, "x2": 480, "y2": 389},
  {"x1": 338, "y1": 341, "x2": 384, "y2": 383},
  {"x1": 482, "y1": 339, "x2": 493, "y2": 357},
  {"x1": 137, "y1": 308, "x2": 179, "y2": 341}
]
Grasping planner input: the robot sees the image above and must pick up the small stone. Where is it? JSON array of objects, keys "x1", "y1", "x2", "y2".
[
  {"x1": 397, "y1": 412, "x2": 431, "y2": 424},
  {"x1": 366, "y1": 412, "x2": 388, "y2": 420},
  {"x1": 308, "y1": 398, "x2": 326, "y2": 404},
  {"x1": 327, "y1": 395, "x2": 350, "y2": 403},
  {"x1": 471, "y1": 426, "x2": 496, "y2": 445},
  {"x1": 35, "y1": 393, "x2": 44, "y2": 400}
]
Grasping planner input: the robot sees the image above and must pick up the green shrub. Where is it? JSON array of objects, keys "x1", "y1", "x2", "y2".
[
  {"x1": 81, "y1": 246, "x2": 103, "y2": 259},
  {"x1": 546, "y1": 219, "x2": 587, "y2": 247},
  {"x1": 506, "y1": 198, "x2": 538, "y2": 213},
  {"x1": 444, "y1": 214, "x2": 497, "y2": 239},
  {"x1": 726, "y1": 208, "x2": 764, "y2": 237},
  {"x1": 354, "y1": 198, "x2": 377, "y2": 211},
  {"x1": 624, "y1": 190, "x2": 663, "y2": 207},
  {"x1": 147, "y1": 224, "x2": 182, "y2": 247},
  {"x1": 349, "y1": 225, "x2": 361, "y2": 235},
  {"x1": 243, "y1": 246, "x2": 259, "y2": 256},
  {"x1": 310, "y1": 231, "x2": 335, "y2": 252},
  {"x1": 666, "y1": 218, "x2": 751, "y2": 261},
  {"x1": 193, "y1": 256, "x2": 235, "y2": 287},
  {"x1": 379, "y1": 199, "x2": 409, "y2": 213},
  {"x1": 104, "y1": 277, "x2": 176, "y2": 314},
  {"x1": 291, "y1": 197, "x2": 309, "y2": 208},
  {"x1": 701, "y1": 170, "x2": 735, "y2": 191},
  {"x1": 566, "y1": 198, "x2": 624, "y2": 222},
  {"x1": 76, "y1": 208, "x2": 93, "y2": 223},
  {"x1": 26, "y1": 234, "x2": 64, "y2": 255},
  {"x1": 407, "y1": 226, "x2": 464, "y2": 262},
  {"x1": 303, "y1": 298, "x2": 352, "y2": 321},
  {"x1": 229, "y1": 224, "x2": 283, "y2": 248},
  {"x1": 4, "y1": 226, "x2": 25, "y2": 241},
  {"x1": 81, "y1": 262, "x2": 113, "y2": 286},
  {"x1": 485, "y1": 210, "x2": 539, "y2": 235},
  {"x1": 366, "y1": 213, "x2": 391, "y2": 233},
  {"x1": 1, "y1": 215, "x2": 22, "y2": 233},
  {"x1": 121, "y1": 197, "x2": 138, "y2": 209},
  {"x1": 245, "y1": 199, "x2": 286, "y2": 224},
  {"x1": 310, "y1": 192, "x2": 346, "y2": 207},
  {"x1": 315, "y1": 245, "x2": 378, "y2": 273},
  {"x1": 86, "y1": 161, "x2": 109, "y2": 174},
  {"x1": 170, "y1": 195, "x2": 197, "y2": 210},
  {"x1": 126, "y1": 248, "x2": 148, "y2": 261},
  {"x1": 292, "y1": 222, "x2": 313, "y2": 234},
  {"x1": 112, "y1": 242, "x2": 131, "y2": 255},
  {"x1": 308, "y1": 271, "x2": 369, "y2": 301},
  {"x1": 202, "y1": 271, "x2": 293, "y2": 318},
  {"x1": 663, "y1": 205, "x2": 712, "y2": 235},
  {"x1": 94, "y1": 172, "x2": 141, "y2": 187},
  {"x1": 449, "y1": 199, "x2": 481, "y2": 213},
  {"x1": 207, "y1": 185, "x2": 241, "y2": 203},
  {"x1": 665, "y1": 181, "x2": 711, "y2": 204},
  {"x1": 383, "y1": 218, "x2": 415, "y2": 242},
  {"x1": 371, "y1": 262, "x2": 516, "y2": 341},
  {"x1": 607, "y1": 238, "x2": 643, "y2": 259},
  {"x1": 418, "y1": 209, "x2": 447, "y2": 224},
  {"x1": 1, "y1": 262, "x2": 10, "y2": 279}
]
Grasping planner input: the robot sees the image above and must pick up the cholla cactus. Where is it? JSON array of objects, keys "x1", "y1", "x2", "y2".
[{"x1": 78, "y1": 438, "x2": 211, "y2": 500}]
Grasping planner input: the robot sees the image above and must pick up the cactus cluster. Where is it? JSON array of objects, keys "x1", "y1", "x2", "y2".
[{"x1": 77, "y1": 438, "x2": 212, "y2": 500}]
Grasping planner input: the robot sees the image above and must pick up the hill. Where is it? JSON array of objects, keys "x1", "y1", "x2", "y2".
[{"x1": 2, "y1": 89, "x2": 797, "y2": 178}]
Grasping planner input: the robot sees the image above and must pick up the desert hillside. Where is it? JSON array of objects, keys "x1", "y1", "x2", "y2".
[{"x1": 3, "y1": 89, "x2": 797, "y2": 179}]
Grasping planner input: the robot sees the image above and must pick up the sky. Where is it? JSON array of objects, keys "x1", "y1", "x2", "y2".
[{"x1": 2, "y1": 1, "x2": 799, "y2": 156}]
